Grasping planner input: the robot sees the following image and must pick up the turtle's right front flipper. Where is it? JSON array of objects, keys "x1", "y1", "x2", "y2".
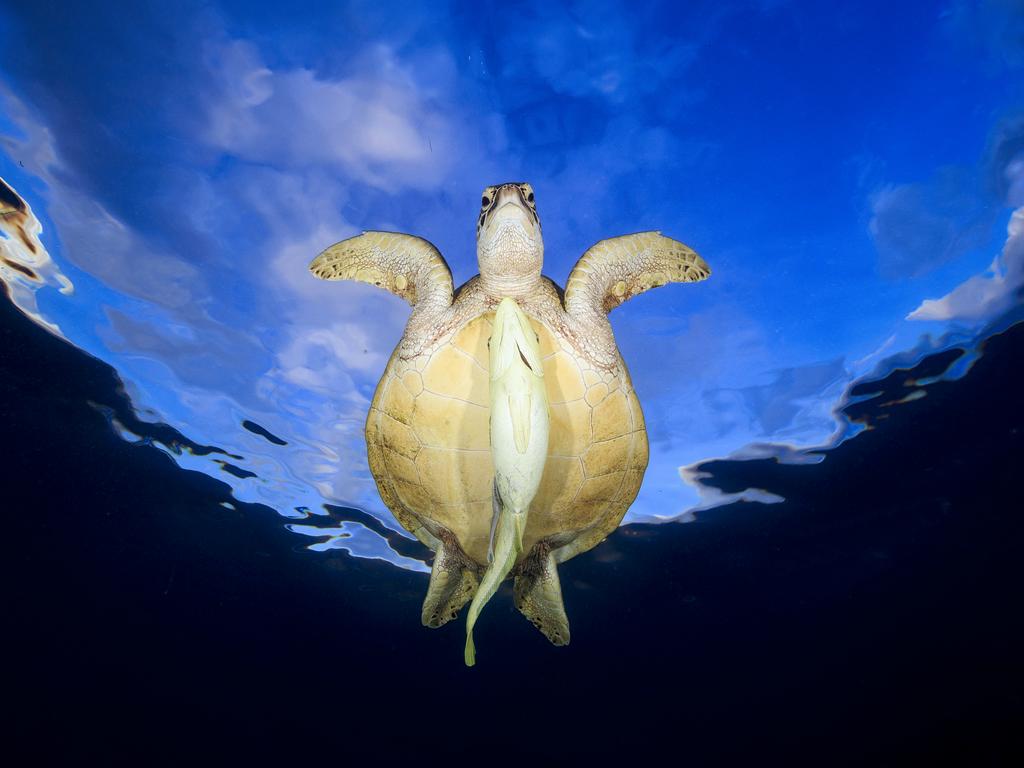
[
  {"x1": 314, "y1": 231, "x2": 463, "y2": 625},
  {"x1": 309, "y1": 232, "x2": 455, "y2": 332}
]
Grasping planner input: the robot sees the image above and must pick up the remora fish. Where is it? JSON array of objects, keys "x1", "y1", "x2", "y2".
[{"x1": 464, "y1": 297, "x2": 550, "y2": 666}]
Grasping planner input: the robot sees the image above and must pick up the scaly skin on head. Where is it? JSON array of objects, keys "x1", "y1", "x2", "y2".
[
  {"x1": 476, "y1": 182, "x2": 544, "y2": 299},
  {"x1": 464, "y1": 297, "x2": 550, "y2": 666}
]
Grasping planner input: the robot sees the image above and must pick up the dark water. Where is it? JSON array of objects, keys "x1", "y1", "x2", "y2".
[{"x1": 5, "y1": 288, "x2": 1022, "y2": 763}]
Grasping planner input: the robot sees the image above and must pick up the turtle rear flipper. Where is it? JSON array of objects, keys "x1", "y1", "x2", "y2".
[
  {"x1": 422, "y1": 538, "x2": 479, "y2": 628},
  {"x1": 514, "y1": 544, "x2": 570, "y2": 646}
]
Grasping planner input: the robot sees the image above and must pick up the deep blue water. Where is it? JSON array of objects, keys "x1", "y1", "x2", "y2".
[{"x1": 6, "y1": 288, "x2": 1022, "y2": 762}]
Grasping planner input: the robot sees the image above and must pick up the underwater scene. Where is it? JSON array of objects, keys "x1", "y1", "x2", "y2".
[{"x1": 3, "y1": 0, "x2": 1022, "y2": 761}]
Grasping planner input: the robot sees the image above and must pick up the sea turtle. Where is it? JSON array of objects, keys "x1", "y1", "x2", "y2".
[{"x1": 309, "y1": 182, "x2": 710, "y2": 647}]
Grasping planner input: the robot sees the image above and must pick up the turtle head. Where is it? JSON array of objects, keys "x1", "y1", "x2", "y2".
[{"x1": 476, "y1": 182, "x2": 544, "y2": 297}]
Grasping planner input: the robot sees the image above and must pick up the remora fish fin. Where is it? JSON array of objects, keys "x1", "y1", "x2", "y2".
[
  {"x1": 508, "y1": 392, "x2": 531, "y2": 454},
  {"x1": 515, "y1": 321, "x2": 544, "y2": 378},
  {"x1": 488, "y1": 479, "x2": 501, "y2": 563}
]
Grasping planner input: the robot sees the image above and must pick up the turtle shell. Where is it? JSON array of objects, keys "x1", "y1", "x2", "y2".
[{"x1": 365, "y1": 311, "x2": 649, "y2": 566}]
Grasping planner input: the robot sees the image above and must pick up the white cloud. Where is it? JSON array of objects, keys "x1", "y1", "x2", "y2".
[
  {"x1": 494, "y1": 1, "x2": 710, "y2": 107},
  {"x1": 201, "y1": 41, "x2": 479, "y2": 192},
  {"x1": 898, "y1": 121, "x2": 1024, "y2": 323},
  {"x1": 907, "y1": 207, "x2": 1024, "y2": 323},
  {"x1": 276, "y1": 321, "x2": 390, "y2": 386}
]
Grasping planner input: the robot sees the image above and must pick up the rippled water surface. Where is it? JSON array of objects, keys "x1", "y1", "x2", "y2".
[{"x1": 3, "y1": 0, "x2": 1023, "y2": 760}]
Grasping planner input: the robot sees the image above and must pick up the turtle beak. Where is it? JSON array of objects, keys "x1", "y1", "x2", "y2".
[
  {"x1": 495, "y1": 184, "x2": 528, "y2": 208},
  {"x1": 483, "y1": 184, "x2": 535, "y2": 229}
]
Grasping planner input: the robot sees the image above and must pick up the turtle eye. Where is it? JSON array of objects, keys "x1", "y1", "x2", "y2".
[
  {"x1": 527, "y1": 192, "x2": 535, "y2": 203},
  {"x1": 481, "y1": 195, "x2": 490, "y2": 207}
]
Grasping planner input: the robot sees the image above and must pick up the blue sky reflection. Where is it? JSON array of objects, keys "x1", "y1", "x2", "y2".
[{"x1": 1, "y1": 0, "x2": 1021, "y2": 569}]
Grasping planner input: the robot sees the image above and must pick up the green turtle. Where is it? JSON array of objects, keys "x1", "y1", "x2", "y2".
[{"x1": 309, "y1": 182, "x2": 710, "y2": 649}]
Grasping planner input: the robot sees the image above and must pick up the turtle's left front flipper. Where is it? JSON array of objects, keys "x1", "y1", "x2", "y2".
[
  {"x1": 562, "y1": 231, "x2": 709, "y2": 367},
  {"x1": 564, "y1": 231, "x2": 710, "y2": 316}
]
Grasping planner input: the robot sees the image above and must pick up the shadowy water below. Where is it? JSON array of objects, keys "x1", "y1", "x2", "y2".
[{"x1": 4, "y1": 290, "x2": 1022, "y2": 763}]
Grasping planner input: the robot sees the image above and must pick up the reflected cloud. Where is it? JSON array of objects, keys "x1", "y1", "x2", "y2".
[
  {"x1": 942, "y1": 0, "x2": 1024, "y2": 72},
  {"x1": 869, "y1": 167, "x2": 995, "y2": 279},
  {"x1": 908, "y1": 124, "x2": 1024, "y2": 324},
  {"x1": 907, "y1": 209, "x2": 1023, "y2": 323},
  {"x1": 732, "y1": 358, "x2": 848, "y2": 437}
]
